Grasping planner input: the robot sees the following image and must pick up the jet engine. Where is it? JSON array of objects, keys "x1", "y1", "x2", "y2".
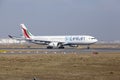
[
  {"x1": 48, "y1": 42, "x2": 59, "y2": 47},
  {"x1": 47, "y1": 42, "x2": 64, "y2": 49}
]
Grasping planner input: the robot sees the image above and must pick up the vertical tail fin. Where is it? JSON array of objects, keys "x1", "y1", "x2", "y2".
[{"x1": 20, "y1": 24, "x2": 33, "y2": 39}]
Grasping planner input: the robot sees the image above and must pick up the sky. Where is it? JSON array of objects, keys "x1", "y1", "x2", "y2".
[{"x1": 0, "y1": 0, "x2": 120, "y2": 41}]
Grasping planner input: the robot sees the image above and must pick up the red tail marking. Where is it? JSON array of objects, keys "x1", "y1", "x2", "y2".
[{"x1": 22, "y1": 28, "x2": 30, "y2": 38}]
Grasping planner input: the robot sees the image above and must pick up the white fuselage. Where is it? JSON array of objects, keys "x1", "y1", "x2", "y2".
[{"x1": 29, "y1": 35, "x2": 98, "y2": 45}]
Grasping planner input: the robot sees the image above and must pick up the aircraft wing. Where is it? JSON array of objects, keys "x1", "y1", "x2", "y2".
[
  {"x1": 8, "y1": 35, "x2": 25, "y2": 40},
  {"x1": 26, "y1": 39, "x2": 51, "y2": 44}
]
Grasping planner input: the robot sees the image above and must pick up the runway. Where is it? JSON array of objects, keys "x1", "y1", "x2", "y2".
[{"x1": 0, "y1": 48, "x2": 120, "y2": 54}]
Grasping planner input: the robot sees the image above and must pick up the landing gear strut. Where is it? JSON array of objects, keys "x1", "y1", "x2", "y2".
[{"x1": 58, "y1": 43, "x2": 64, "y2": 49}]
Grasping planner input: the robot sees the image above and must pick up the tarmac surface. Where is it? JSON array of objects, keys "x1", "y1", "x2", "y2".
[{"x1": 0, "y1": 48, "x2": 120, "y2": 54}]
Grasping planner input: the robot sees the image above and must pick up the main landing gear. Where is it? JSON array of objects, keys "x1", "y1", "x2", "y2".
[
  {"x1": 47, "y1": 46, "x2": 53, "y2": 49},
  {"x1": 87, "y1": 46, "x2": 90, "y2": 49},
  {"x1": 58, "y1": 46, "x2": 64, "y2": 49},
  {"x1": 47, "y1": 46, "x2": 64, "y2": 49}
]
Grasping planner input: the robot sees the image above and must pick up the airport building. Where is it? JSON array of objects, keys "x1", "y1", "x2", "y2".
[{"x1": 0, "y1": 38, "x2": 26, "y2": 44}]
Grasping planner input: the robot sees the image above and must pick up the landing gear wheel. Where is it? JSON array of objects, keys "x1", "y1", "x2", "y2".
[
  {"x1": 58, "y1": 46, "x2": 64, "y2": 49},
  {"x1": 47, "y1": 46, "x2": 53, "y2": 49},
  {"x1": 87, "y1": 46, "x2": 90, "y2": 49}
]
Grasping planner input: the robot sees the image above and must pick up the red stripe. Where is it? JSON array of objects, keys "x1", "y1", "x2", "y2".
[{"x1": 22, "y1": 28, "x2": 30, "y2": 38}]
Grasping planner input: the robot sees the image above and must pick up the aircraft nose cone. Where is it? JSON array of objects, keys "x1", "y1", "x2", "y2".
[{"x1": 95, "y1": 39, "x2": 98, "y2": 42}]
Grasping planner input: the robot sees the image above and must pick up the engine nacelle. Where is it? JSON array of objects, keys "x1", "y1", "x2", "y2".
[{"x1": 48, "y1": 42, "x2": 59, "y2": 47}]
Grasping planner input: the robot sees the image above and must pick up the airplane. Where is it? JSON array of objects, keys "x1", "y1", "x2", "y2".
[{"x1": 18, "y1": 24, "x2": 98, "y2": 49}]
